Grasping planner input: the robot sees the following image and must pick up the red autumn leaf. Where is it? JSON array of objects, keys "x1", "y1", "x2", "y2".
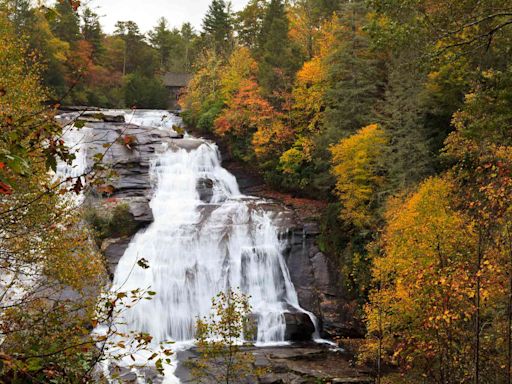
[
  {"x1": 0, "y1": 181, "x2": 13, "y2": 195},
  {"x1": 72, "y1": 177, "x2": 83, "y2": 194},
  {"x1": 68, "y1": 0, "x2": 80, "y2": 11},
  {"x1": 122, "y1": 135, "x2": 136, "y2": 149}
]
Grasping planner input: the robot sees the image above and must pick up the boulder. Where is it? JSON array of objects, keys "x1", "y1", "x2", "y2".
[
  {"x1": 170, "y1": 131, "x2": 185, "y2": 139},
  {"x1": 284, "y1": 312, "x2": 315, "y2": 341},
  {"x1": 102, "y1": 237, "x2": 133, "y2": 277},
  {"x1": 82, "y1": 111, "x2": 126, "y2": 123},
  {"x1": 196, "y1": 177, "x2": 214, "y2": 203},
  {"x1": 169, "y1": 138, "x2": 206, "y2": 151},
  {"x1": 125, "y1": 196, "x2": 153, "y2": 224}
]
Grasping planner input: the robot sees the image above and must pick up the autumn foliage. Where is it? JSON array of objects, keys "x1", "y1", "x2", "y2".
[
  {"x1": 330, "y1": 124, "x2": 388, "y2": 229},
  {"x1": 2, "y1": 0, "x2": 512, "y2": 382}
]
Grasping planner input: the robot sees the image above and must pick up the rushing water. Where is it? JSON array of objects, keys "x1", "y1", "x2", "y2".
[
  {"x1": 112, "y1": 139, "x2": 308, "y2": 348},
  {"x1": 59, "y1": 110, "x2": 318, "y2": 382}
]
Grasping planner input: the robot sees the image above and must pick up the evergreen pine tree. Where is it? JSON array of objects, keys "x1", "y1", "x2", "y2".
[
  {"x1": 379, "y1": 56, "x2": 435, "y2": 192},
  {"x1": 321, "y1": 2, "x2": 382, "y2": 140},
  {"x1": 180, "y1": 22, "x2": 196, "y2": 71},
  {"x1": 311, "y1": 0, "x2": 341, "y2": 19},
  {"x1": 114, "y1": 21, "x2": 156, "y2": 76},
  {"x1": 149, "y1": 17, "x2": 173, "y2": 69},
  {"x1": 202, "y1": 0, "x2": 233, "y2": 55},
  {"x1": 257, "y1": 0, "x2": 302, "y2": 104},
  {"x1": 313, "y1": 1, "x2": 384, "y2": 192},
  {"x1": 81, "y1": 8, "x2": 103, "y2": 57},
  {"x1": 235, "y1": 0, "x2": 267, "y2": 50},
  {"x1": 50, "y1": 0, "x2": 80, "y2": 44},
  {"x1": 5, "y1": 0, "x2": 35, "y2": 34}
]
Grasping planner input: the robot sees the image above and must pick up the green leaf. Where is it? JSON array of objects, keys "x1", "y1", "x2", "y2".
[
  {"x1": 137, "y1": 258, "x2": 150, "y2": 269},
  {"x1": 74, "y1": 120, "x2": 86, "y2": 128}
]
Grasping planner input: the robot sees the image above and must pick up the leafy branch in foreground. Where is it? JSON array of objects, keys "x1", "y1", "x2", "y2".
[{"x1": 188, "y1": 289, "x2": 261, "y2": 384}]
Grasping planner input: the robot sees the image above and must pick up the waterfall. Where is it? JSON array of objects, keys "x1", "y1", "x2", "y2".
[
  {"x1": 56, "y1": 124, "x2": 91, "y2": 180},
  {"x1": 63, "y1": 110, "x2": 322, "y2": 382},
  {"x1": 122, "y1": 109, "x2": 182, "y2": 130},
  {"x1": 112, "y1": 139, "x2": 308, "y2": 346}
]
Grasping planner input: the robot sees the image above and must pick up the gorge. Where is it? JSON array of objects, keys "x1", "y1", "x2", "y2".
[{"x1": 58, "y1": 109, "x2": 367, "y2": 383}]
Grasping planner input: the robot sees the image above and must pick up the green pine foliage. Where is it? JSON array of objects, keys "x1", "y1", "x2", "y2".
[
  {"x1": 257, "y1": 0, "x2": 302, "y2": 103},
  {"x1": 202, "y1": 0, "x2": 234, "y2": 55},
  {"x1": 49, "y1": 0, "x2": 81, "y2": 43}
]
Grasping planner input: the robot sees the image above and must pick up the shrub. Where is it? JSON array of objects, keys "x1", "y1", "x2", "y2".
[{"x1": 84, "y1": 203, "x2": 138, "y2": 243}]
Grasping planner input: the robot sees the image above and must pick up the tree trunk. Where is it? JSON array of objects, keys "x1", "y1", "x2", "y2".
[
  {"x1": 506, "y1": 222, "x2": 512, "y2": 384},
  {"x1": 475, "y1": 230, "x2": 483, "y2": 384}
]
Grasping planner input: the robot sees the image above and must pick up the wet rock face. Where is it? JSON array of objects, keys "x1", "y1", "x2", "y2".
[
  {"x1": 280, "y1": 223, "x2": 353, "y2": 339},
  {"x1": 249, "y1": 311, "x2": 315, "y2": 342},
  {"x1": 101, "y1": 237, "x2": 131, "y2": 278},
  {"x1": 253, "y1": 204, "x2": 353, "y2": 339},
  {"x1": 76, "y1": 122, "x2": 181, "y2": 198},
  {"x1": 196, "y1": 177, "x2": 214, "y2": 203},
  {"x1": 72, "y1": 119, "x2": 351, "y2": 339},
  {"x1": 283, "y1": 312, "x2": 316, "y2": 341}
]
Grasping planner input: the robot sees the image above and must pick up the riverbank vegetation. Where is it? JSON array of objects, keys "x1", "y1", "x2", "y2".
[{"x1": 0, "y1": 3, "x2": 174, "y2": 380}]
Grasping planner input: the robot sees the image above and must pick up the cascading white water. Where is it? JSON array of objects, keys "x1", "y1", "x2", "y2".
[
  {"x1": 123, "y1": 109, "x2": 182, "y2": 131},
  {"x1": 56, "y1": 124, "x2": 90, "y2": 180},
  {"x1": 112, "y1": 139, "x2": 308, "y2": 346},
  {"x1": 71, "y1": 110, "x2": 321, "y2": 382}
]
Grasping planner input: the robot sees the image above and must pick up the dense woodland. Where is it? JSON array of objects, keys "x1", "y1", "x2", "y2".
[
  {"x1": 1, "y1": 0, "x2": 512, "y2": 382},
  {"x1": 3, "y1": 0, "x2": 201, "y2": 108}
]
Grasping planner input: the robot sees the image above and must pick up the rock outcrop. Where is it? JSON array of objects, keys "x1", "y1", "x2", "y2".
[
  {"x1": 276, "y1": 217, "x2": 354, "y2": 339},
  {"x1": 64, "y1": 114, "x2": 352, "y2": 340},
  {"x1": 174, "y1": 344, "x2": 373, "y2": 384},
  {"x1": 58, "y1": 119, "x2": 182, "y2": 274},
  {"x1": 283, "y1": 313, "x2": 316, "y2": 341}
]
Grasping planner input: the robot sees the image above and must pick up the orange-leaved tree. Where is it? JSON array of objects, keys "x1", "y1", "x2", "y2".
[
  {"x1": 279, "y1": 14, "x2": 340, "y2": 186},
  {"x1": 215, "y1": 78, "x2": 278, "y2": 162}
]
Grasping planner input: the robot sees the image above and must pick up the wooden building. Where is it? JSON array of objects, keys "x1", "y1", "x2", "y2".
[{"x1": 162, "y1": 72, "x2": 193, "y2": 110}]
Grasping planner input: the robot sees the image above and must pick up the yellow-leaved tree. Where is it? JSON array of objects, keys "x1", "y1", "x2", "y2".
[
  {"x1": 364, "y1": 176, "x2": 478, "y2": 383},
  {"x1": 179, "y1": 49, "x2": 224, "y2": 131},
  {"x1": 279, "y1": 14, "x2": 340, "y2": 179},
  {"x1": 219, "y1": 46, "x2": 258, "y2": 104},
  {"x1": 0, "y1": 11, "x2": 111, "y2": 382},
  {"x1": 330, "y1": 124, "x2": 388, "y2": 229}
]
